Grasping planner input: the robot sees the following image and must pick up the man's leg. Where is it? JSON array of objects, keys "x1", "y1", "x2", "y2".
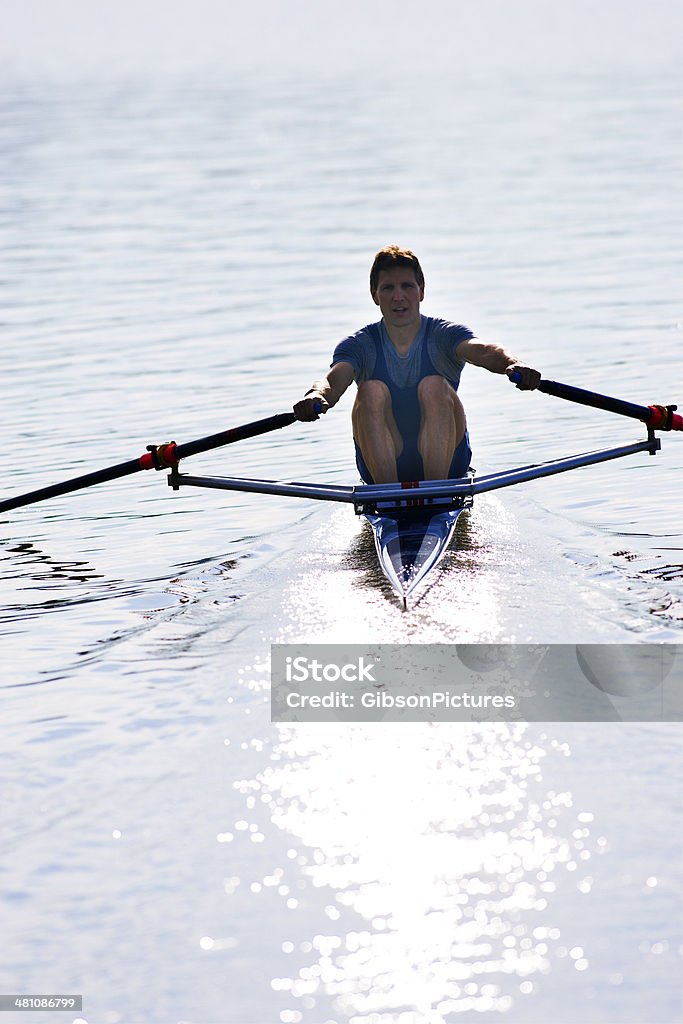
[
  {"x1": 417, "y1": 375, "x2": 466, "y2": 479},
  {"x1": 352, "y1": 380, "x2": 403, "y2": 483}
]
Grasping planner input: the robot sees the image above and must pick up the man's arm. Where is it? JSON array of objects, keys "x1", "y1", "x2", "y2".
[
  {"x1": 294, "y1": 361, "x2": 355, "y2": 420},
  {"x1": 456, "y1": 339, "x2": 540, "y2": 390}
]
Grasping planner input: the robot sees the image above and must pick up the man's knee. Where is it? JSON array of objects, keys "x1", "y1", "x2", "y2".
[
  {"x1": 355, "y1": 379, "x2": 392, "y2": 415},
  {"x1": 418, "y1": 375, "x2": 456, "y2": 410}
]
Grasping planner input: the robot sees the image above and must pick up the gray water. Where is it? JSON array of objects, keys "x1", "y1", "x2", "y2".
[{"x1": 1, "y1": 55, "x2": 682, "y2": 1024}]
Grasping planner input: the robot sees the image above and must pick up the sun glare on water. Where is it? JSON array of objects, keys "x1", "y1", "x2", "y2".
[
  {"x1": 255, "y1": 722, "x2": 595, "y2": 1020},
  {"x1": 276, "y1": 500, "x2": 529, "y2": 644}
]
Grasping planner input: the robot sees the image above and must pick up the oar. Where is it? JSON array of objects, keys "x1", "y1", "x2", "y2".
[
  {"x1": 509, "y1": 372, "x2": 682, "y2": 431},
  {"x1": 0, "y1": 412, "x2": 297, "y2": 516}
]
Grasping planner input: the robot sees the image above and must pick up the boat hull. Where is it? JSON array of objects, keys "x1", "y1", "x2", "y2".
[{"x1": 363, "y1": 505, "x2": 467, "y2": 605}]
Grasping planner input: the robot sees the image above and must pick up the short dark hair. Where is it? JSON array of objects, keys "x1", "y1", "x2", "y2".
[{"x1": 369, "y1": 245, "x2": 425, "y2": 294}]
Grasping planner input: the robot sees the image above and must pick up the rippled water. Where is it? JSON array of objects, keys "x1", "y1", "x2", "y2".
[{"x1": 1, "y1": 64, "x2": 682, "y2": 1024}]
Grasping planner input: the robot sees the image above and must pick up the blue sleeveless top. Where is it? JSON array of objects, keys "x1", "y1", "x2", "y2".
[{"x1": 332, "y1": 317, "x2": 473, "y2": 483}]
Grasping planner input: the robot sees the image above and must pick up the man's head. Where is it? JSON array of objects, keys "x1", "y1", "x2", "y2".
[
  {"x1": 370, "y1": 246, "x2": 425, "y2": 330},
  {"x1": 369, "y1": 245, "x2": 425, "y2": 296}
]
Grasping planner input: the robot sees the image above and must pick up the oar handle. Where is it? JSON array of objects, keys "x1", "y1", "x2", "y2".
[{"x1": 509, "y1": 372, "x2": 682, "y2": 430}]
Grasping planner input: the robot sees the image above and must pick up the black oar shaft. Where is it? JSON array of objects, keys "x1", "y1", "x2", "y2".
[
  {"x1": 0, "y1": 411, "x2": 298, "y2": 516},
  {"x1": 537, "y1": 379, "x2": 651, "y2": 422},
  {"x1": 173, "y1": 412, "x2": 296, "y2": 461},
  {"x1": 510, "y1": 372, "x2": 681, "y2": 430},
  {"x1": 0, "y1": 458, "x2": 144, "y2": 515}
]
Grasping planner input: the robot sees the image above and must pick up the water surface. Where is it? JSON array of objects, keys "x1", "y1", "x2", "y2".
[{"x1": 1, "y1": 65, "x2": 681, "y2": 1024}]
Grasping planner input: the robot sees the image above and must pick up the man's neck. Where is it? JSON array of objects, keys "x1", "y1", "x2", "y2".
[{"x1": 382, "y1": 314, "x2": 422, "y2": 355}]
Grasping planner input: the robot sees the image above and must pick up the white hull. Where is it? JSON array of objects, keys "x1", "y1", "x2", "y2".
[{"x1": 364, "y1": 505, "x2": 467, "y2": 607}]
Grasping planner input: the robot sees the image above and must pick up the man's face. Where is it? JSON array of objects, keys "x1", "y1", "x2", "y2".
[{"x1": 372, "y1": 266, "x2": 424, "y2": 330}]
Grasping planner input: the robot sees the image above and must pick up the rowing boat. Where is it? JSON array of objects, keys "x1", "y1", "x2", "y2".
[
  {"x1": 363, "y1": 502, "x2": 470, "y2": 607},
  {"x1": 166, "y1": 433, "x2": 659, "y2": 606},
  {"x1": 162, "y1": 373, "x2": 679, "y2": 605},
  {"x1": 368, "y1": 508, "x2": 460, "y2": 601},
  {"x1": 1, "y1": 376, "x2": 680, "y2": 608}
]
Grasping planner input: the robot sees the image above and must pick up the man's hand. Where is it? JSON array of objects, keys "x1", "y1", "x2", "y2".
[
  {"x1": 293, "y1": 393, "x2": 329, "y2": 421},
  {"x1": 507, "y1": 364, "x2": 541, "y2": 390},
  {"x1": 293, "y1": 364, "x2": 353, "y2": 420}
]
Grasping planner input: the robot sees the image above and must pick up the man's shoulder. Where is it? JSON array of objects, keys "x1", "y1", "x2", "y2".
[
  {"x1": 332, "y1": 321, "x2": 381, "y2": 373},
  {"x1": 426, "y1": 318, "x2": 475, "y2": 364},
  {"x1": 426, "y1": 316, "x2": 474, "y2": 335},
  {"x1": 351, "y1": 320, "x2": 382, "y2": 340},
  {"x1": 335, "y1": 321, "x2": 381, "y2": 349},
  {"x1": 428, "y1": 317, "x2": 475, "y2": 345}
]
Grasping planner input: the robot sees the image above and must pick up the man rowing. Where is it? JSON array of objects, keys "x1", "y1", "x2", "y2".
[{"x1": 294, "y1": 245, "x2": 541, "y2": 484}]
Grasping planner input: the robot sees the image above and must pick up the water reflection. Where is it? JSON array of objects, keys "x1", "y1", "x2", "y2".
[
  {"x1": 0, "y1": 542, "x2": 244, "y2": 687},
  {"x1": 258, "y1": 723, "x2": 599, "y2": 1021},
  {"x1": 2, "y1": 540, "x2": 104, "y2": 583}
]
